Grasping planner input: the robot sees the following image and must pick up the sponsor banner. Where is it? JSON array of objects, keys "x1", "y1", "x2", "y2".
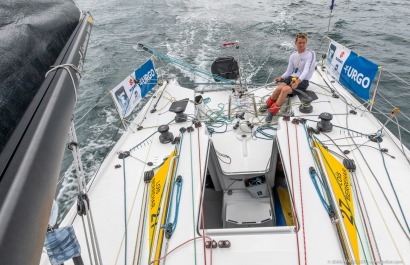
[
  {"x1": 110, "y1": 59, "x2": 157, "y2": 119},
  {"x1": 325, "y1": 40, "x2": 379, "y2": 100},
  {"x1": 135, "y1": 59, "x2": 158, "y2": 98}
]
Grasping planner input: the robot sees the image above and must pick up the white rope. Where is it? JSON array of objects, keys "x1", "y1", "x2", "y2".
[
  {"x1": 45, "y1": 63, "x2": 82, "y2": 103},
  {"x1": 76, "y1": 93, "x2": 111, "y2": 124},
  {"x1": 384, "y1": 68, "x2": 410, "y2": 88}
]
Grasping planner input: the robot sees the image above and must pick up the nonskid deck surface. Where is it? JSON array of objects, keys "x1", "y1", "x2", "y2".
[{"x1": 41, "y1": 69, "x2": 410, "y2": 264}]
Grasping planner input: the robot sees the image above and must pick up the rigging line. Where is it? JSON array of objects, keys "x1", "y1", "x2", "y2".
[
  {"x1": 349, "y1": 175, "x2": 372, "y2": 265},
  {"x1": 314, "y1": 136, "x2": 373, "y2": 257},
  {"x1": 384, "y1": 68, "x2": 410, "y2": 88},
  {"x1": 88, "y1": 37, "x2": 125, "y2": 69},
  {"x1": 80, "y1": 211, "x2": 95, "y2": 265},
  {"x1": 148, "y1": 236, "x2": 214, "y2": 265},
  {"x1": 133, "y1": 184, "x2": 148, "y2": 265},
  {"x1": 394, "y1": 116, "x2": 410, "y2": 164},
  {"x1": 350, "y1": 171, "x2": 379, "y2": 264},
  {"x1": 377, "y1": 140, "x2": 410, "y2": 233},
  {"x1": 309, "y1": 168, "x2": 332, "y2": 216},
  {"x1": 377, "y1": 92, "x2": 410, "y2": 125},
  {"x1": 295, "y1": 124, "x2": 308, "y2": 264},
  {"x1": 370, "y1": 105, "x2": 410, "y2": 136},
  {"x1": 122, "y1": 158, "x2": 128, "y2": 265},
  {"x1": 285, "y1": 120, "x2": 302, "y2": 265},
  {"x1": 316, "y1": 68, "x2": 352, "y2": 106},
  {"x1": 135, "y1": 116, "x2": 164, "y2": 265},
  {"x1": 302, "y1": 124, "x2": 335, "y2": 213},
  {"x1": 304, "y1": 118, "x2": 369, "y2": 137},
  {"x1": 350, "y1": 137, "x2": 410, "y2": 242},
  {"x1": 189, "y1": 131, "x2": 198, "y2": 265},
  {"x1": 197, "y1": 127, "x2": 207, "y2": 265},
  {"x1": 320, "y1": 132, "x2": 350, "y2": 159},
  {"x1": 75, "y1": 92, "x2": 111, "y2": 124},
  {"x1": 349, "y1": 140, "x2": 407, "y2": 264}
]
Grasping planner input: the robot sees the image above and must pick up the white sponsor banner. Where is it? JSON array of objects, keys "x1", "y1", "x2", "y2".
[
  {"x1": 110, "y1": 74, "x2": 142, "y2": 119},
  {"x1": 325, "y1": 40, "x2": 351, "y2": 81}
]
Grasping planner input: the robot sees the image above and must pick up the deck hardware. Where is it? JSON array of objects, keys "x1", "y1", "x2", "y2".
[
  {"x1": 67, "y1": 141, "x2": 78, "y2": 150},
  {"x1": 158, "y1": 124, "x2": 174, "y2": 144},
  {"x1": 317, "y1": 112, "x2": 333, "y2": 132},
  {"x1": 218, "y1": 240, "x2": 231, "y2": 248},
  {"x1": 172, "y1": 136, "x2": 181, "y2": 145},
  {"x1": 187, "y1": 126, "x2": 194, "y2": 133},
  {"x1": 343, "y1": 159, "x2": 356, "y2": 172},
  {"x1": 343, "y1": 150, "x2": 350, "y2": 155},
  {"x1": 180, "y1": 127, "x2": 187, "y2": 133},
  {"x1": 369, "y1": 134, "x2": 383, "y2": 143},
  {"x1": 137, "y1": 125, "x2": 143, "y2": 130},
  {"x1": 349, "y1": 110, "x2": 357, "y2": 115},
  {"x1": 77, "y1": 194, "x2": 90, "y2": 216},
  {"x1": 144, "y1": 170, "x2": 154, "y2": 183},
  {"x1": 169, "y1": 98, "x2": 189, "y2": 123},
  {"x1": 114, "y1": 164, "x2": 121, "y2": 169},
  {"x1": 294, "y1": 88, "x2": 313, "y2": 113},
  {"x1": 292, "y1": 118, "x2": 300, "y2": 125},
  {"x1": 118, "y1": 151, "x2": 130, "y2": 159}
]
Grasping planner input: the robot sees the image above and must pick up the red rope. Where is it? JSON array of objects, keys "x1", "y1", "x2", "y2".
[
  {"x1": 295, "y1": 123, "x2": 307, "y2": 264},
  {"x1": 285, "y1": 120, "x2": 301, "y2": 265},
  {"x1": 149, "y1": 236, "x2": 213, "y2": 265}
]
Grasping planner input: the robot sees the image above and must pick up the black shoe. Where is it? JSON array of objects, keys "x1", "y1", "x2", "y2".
[
  {"x1": 259, "y1": 104, "x2": 269, "y2": 113},
  {"x1": 265, "y1": 112, "x2": 274, "y2": 123}
]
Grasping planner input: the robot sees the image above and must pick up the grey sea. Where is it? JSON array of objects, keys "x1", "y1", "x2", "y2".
[{"x1": 56, "y1": 0, "x2": 410, "y2": 221}]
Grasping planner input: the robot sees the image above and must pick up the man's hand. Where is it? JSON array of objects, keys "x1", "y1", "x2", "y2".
[
  {"x1": 291, "y1": 79, "x2": 301, "y2": 89},
  {"x1": 274, "y1": 77, "x2": 282, "y2": 83}
]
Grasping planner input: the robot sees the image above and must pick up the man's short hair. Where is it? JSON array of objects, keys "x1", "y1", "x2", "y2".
[{"x1": 295, "y1": 32, "x2": 308, "y2": 42}]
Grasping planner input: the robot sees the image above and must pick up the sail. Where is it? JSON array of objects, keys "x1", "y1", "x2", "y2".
[
  {"x1": 0, "y1": 0, "x2": 81, "y2": 153},
  {"x1": 0, "y1": 2, "x2": 92, "y2": 263}
]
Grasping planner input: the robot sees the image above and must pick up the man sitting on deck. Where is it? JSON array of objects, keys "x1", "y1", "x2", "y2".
[{"x1": 262, "y1": 32, "x2": 316, "y2": 122}]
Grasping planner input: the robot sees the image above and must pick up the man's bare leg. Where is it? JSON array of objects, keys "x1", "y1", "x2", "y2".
[{"x1": 275, "y1": 85, "x2": 293, "y2": 107}]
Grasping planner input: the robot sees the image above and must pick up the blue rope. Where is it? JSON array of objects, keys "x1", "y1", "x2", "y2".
[
  {"x1": 302, "y1": 124, "x2": 335, "y2": 212},
  {"x1": 163, "y1": 132, "x2": 185, "y2": 236},
  {"x1": 377, "y1": 141, "x2": 410, "y2": 233},
  {"x1": 164, "y1": 176, "x2": 183, "y2": 238},
  {"x1": 252, "y1": 126, "x2": 277, "y2": 140},
  {"x1": 309, "y1": 167, "x2": 333, "y2": 216}
]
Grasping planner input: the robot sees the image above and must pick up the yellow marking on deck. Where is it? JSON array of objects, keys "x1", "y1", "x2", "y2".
[
  {"x1": 148, "y1": 150, "x2": 177, "y2": 264},
  {"x1": 316, "y1": 142, "x2": 359, "y2": 263}
]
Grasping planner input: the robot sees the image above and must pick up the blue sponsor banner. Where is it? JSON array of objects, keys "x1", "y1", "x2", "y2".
[
  {"x1": 339, "y1": 51, "x2": 378, "y2": 100},
  {"x1": 135, "y1": 59, "x2": 158, "y2": 98}
]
